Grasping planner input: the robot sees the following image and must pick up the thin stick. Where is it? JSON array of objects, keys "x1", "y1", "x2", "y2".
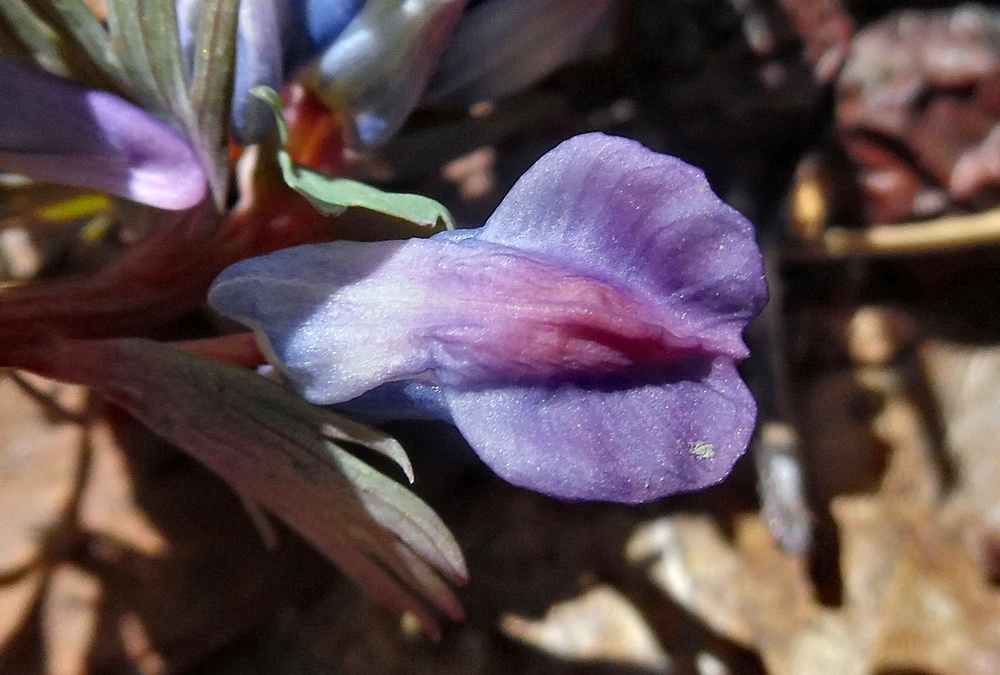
[{"x1": 789, "y1": 207, "x2": 1000, "y2": 259}]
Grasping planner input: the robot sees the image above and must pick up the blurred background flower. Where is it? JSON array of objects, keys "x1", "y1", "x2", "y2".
[
  {"x1": 0, "y1": 56, "x2": 206, "y2": 211},
  {"x1": 178, "y1": 0, "x2": 614, "y2": 146}
]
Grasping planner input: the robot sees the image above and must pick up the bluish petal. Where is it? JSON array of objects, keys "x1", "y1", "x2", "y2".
[
  {"x1": 280, "y1": 0, "x2": 366, "y2": 74},
  {"x1": 178, "y1": 0, "x2": 285, "y2": 144},
  {"x1": 477, "y1": 133, "x2": 768, "y2": 359},
  {"x1": 176, "y1": 0, "x2": 199, "y2": 67},
  {"x1": 337, "y1": 380, "x2": 453, "y2": 422},
  {"x1": 210, "y1": 133, "x2": 765, "y2": 396},
  {"x1": 0, "y1": 57, "x2": 206, "y2": 210},
  {"x1": 210, "y1": 239, "x2": 425, "y2": 401},
  {"x1": 231, "y1": 0, "x2": 284, "y2": 143},
  {"x1": 442, "y1": 356, "x2": 757, "y2": 502},
  {"x1": 300, "y1": 0, "x2": 469, "y2": 146},
  {"x1": 426, "y1": 0, "x2": 614, "y2": 105}
]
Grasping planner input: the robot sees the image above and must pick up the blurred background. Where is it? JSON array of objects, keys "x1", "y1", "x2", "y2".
[{"x1": 7, "y1": 0, "x2": 1000, "y2": 672}]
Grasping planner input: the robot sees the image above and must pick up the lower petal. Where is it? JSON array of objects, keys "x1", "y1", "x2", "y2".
[{"x1": 442, "y1": 356, "x2": 757, "y2": 503}]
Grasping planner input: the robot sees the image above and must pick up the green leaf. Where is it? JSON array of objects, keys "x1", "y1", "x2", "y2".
[
  {"x1": 188, "y1": 0, "x2": 240, "y2": 207},
  {"x1": 46, "y1": 337, "x2": 468, "y2": 635},
  {"x1": 0, "y1": 2, "x2": 116, "y2": 89},
  {"x1": 107, "y1": 0, "x2": 236, "y2": 208},
  {"x1": 106, "y1": 0, "x2": 172, "y2": 116},
  {"x1": 19, "y1": 0, "x2": 121, "y2": 82},
  {"x1": 330, "y1": 444, "x2": 467, "y2": 592},
  {"x1": 106, "y1": 0, "x2": 198, "y2": 132},
  {"x1": 0, "y1": 4, "x2": 56, "y2": 66},
  {"x1": 252, "y1": 86, "x2": 456, "y2": 232}
]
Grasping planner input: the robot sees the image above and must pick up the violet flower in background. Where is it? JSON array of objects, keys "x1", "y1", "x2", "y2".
[
  {"x1": 0, "y1": 55, "x2": 206, "y2": 210},
  {"x1": 297, "y1": 0, "x2": 468, "y2": 146},
  {"x1": 179, "y1": 0, "x2": 614, "y2": 146},
  {"x1": 209, "y1": 133, "x2": 768, "y2": 502}
]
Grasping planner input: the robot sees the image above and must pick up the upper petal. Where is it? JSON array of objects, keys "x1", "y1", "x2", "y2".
[
  {"x1": 209, "y1": 233, "x2": 706, "y2": 402},
  {"x1": 477, "y1": 133, "x2": 768, "y2": 359},
  {"x1": 210, "y1": 133, "x2": 767, "y2": 401},
  {"x1": 0, "y1": 57, "x2": 206, "y2": 210}
]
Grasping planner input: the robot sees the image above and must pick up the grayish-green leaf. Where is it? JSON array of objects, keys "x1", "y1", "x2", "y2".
[
  {"x1": 252, "y1": 86, "x2": 455, "y2": 231},
  {"x1": 19, "y1": 0, "x2": 121, "y2": 83},
  {"x1": 106, "y1": 0, "x2": 236, "y2": 207},
  {"x1": 330, "y1": 443, "x2": 467, "y2": 585},
  {"x1": 106, "y1": 0, "x2": 198, "y2": 131},
  {"x1": 320, "y1": 418, "x2": 414, "y2": 483},
  {"x1": 188, "y1": 0, "x2": 239, "y2": 206},
  {"x1": 106, "y1": 0, "x2": 173, "y2": 117},
  {"x1": 0, "y1": 2, "x2": 114, "y2": 88},
  {"x1": 71, "y1": 338, "x2": 467, "y2": 634}
]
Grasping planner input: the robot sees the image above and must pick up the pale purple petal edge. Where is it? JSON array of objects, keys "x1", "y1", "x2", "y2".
[{"x1": 0, "y1": 56, "x2": 206, "y2": 210}]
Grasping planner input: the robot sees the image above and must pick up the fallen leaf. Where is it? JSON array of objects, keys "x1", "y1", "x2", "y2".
[{"x1": 500, "y1": 585, "x2": 671, "y2": 672}]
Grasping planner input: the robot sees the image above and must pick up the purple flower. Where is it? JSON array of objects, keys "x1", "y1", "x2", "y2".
[
  {"x1": 209, "y1": 133, "x2": 768, "y2": 502},
  {"x1": 297, "y1": 0, "x2": 468, "y2": 146},
  {"x1": 180, "y1": 0, "x2": 613, "y2": 146},
  {"x1": 0, "y1": 56, "x2": 206, "y2": 210}
]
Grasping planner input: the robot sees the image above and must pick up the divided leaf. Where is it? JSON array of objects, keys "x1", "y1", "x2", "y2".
[
  {"x1": 253, "y1": 86, "x2": 455, "y2": 231},
  {"x1": 41, "y1": 338, "x2": 467, "y2": 636}
]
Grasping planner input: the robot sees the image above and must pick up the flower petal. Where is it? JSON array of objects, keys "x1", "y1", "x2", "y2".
[
  {"x1": 442, "y1": 356, "x2": 757, "y2": 502},
  {"x1": 209, "y1": 132, "x2": 768, "y2": 503},
  {"x1": 231, "y1": 0, "x2": 284, "y2": 143},
  {"x1": 426, "y1": 0, "x2": 614, "y2": 105},
  {"x1": 0, "y1": 57, "x2": 206, "y2": 210},
  {"x1": 300, "y1": 0, "x2": 468, "y2": 146},
  {"x1": 209, "y1": 232, "x2": 712, "y2": 402},
  {"x1": 337, "y1": 380, "x2": 454, "y2": 422},
  {"x1": 211, "y1": 134, "x2": 765, "y2": 400},
  {"x1": 477, "y1": 133, "x2": 768, "y2": 359},
  {"x1": 280, "y1": 0, "x2": 366, "y2": 74}
]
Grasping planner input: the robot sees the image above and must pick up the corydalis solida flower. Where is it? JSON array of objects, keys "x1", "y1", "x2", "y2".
[
  {"x1": 179, "y1": 0, "x2": 612, "y2": 146},
  {"x1": 0, "y1": 55, "x2": 206, "y2": 210},
  {"x1": 210, "y1": 133, "x2": 768, "y2": 502}
]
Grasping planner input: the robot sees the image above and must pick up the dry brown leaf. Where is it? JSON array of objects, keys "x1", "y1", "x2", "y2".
[
  {"x1": 0, "y1": 376, "x2": 87, "y2": 571},
  {"x1": 500, "y1": 584, "x2": 671, "y2": 671},
  {"x1": 42, "y1": 565, "x2": 101, "y2": 675},
  {"x1": 630, "y1": 354, "x2": 1000, "y2": 674}
]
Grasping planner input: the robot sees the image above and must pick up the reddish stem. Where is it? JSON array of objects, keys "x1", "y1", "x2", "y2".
[
  {"x1": 0, "y1": 106, "x2": 356, "y2": 374},
  {"x1": 174, "y1": 332, "x2": 266, "y2": 369},
  {"x1": 0, "y1": 177, "x2": 334, "y2": 363}
]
